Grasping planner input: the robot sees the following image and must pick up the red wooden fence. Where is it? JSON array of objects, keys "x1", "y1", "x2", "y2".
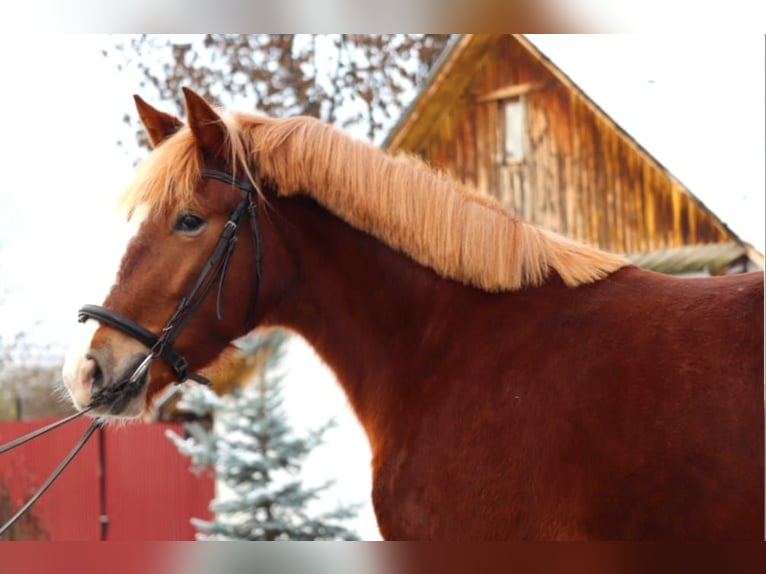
[{"x1": 0, "y1": 418, "x2": 213, "y2": 540}]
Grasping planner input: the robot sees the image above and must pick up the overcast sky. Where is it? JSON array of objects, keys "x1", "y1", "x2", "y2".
[{"x1": 0, "y1": 35, "x2": 763, "y2": 540}]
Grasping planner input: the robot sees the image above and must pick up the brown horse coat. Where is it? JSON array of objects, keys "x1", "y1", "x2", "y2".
[
  {"x1": 257, "y1": 195, "x2": 764, "y2": 540},
  {"x1": 64, "y1": 90, "x2": 764, "y2": 540}
]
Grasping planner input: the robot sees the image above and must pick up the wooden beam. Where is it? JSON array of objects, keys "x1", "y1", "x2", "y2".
[{"x1": 476, "y1": 82, "x2": 542, "y2": 102}]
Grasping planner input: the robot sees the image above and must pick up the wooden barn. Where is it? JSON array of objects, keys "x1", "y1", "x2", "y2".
[{"x1": 384, "y1": 34, "x2": 762, "y2": 276}]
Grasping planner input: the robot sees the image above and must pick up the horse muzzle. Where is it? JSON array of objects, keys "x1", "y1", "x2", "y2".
[{"x1": 62, "y1": 321, "x2": 150, "y2": 418}]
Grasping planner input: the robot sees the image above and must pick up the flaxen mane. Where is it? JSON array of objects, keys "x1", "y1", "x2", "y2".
[{"x1": 121, "y1": 111, "x2": 628, "y2": 292}]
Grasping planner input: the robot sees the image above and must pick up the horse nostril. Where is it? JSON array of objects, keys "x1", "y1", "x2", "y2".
[
  {"x1": 85, "y1": 354, "x2": 104, "y2": 392},
  {"x1": 92, "y1": 362, "x2": 104, "y2": 391}
]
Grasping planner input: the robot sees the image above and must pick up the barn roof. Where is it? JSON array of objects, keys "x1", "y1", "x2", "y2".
[
  {"x1": 383, "y1": 34, "x2": 763, "y2": 267},
  {"x1": 627, "y1": 242, "x2": 762, "y2": 275}
]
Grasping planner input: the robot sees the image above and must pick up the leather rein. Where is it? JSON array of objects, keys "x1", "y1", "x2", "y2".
[{"x1": 0, "y1": 168, "x2": 262, "y2": 538}]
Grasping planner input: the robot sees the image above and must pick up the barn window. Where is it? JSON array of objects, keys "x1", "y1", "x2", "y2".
[{"x1": 502, "y1": 99, "x2": 526, "y2": 162}]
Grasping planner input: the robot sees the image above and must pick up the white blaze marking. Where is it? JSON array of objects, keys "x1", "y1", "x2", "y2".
[
  {"x1": 61, "y1": 318, "x2": 99, "y2": 407},
  {"x1": 61, "y1": 203, "x2": 151, "y2": 411}
]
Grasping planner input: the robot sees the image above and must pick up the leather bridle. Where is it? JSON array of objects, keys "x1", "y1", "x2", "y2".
[
  {"x1": 78, "y1": 168, "x2": 263, "y2": 408},
  {"x1": 0, "y1": 168, "x2": 264, "y2": 538}
]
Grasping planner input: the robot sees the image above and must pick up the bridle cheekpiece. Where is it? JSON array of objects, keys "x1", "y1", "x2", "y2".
[{"x1": 77, "y1": 168, "x2": 263, "y2": 408}]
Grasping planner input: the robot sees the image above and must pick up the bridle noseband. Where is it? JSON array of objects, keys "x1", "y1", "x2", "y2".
[{"x1": 78, "y1": 168, "x2": 263, "y2": 405}]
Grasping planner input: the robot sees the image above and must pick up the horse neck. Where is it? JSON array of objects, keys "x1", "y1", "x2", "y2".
[{"x1": 263, "y1": 195, "x2": 468, "y2": 443}]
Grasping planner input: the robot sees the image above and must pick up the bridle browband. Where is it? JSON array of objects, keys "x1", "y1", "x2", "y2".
[{"x1": 78, "y1": 168, "x2": 263, "y2": 397}]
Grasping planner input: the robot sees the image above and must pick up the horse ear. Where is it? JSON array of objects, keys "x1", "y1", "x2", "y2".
[
  {"x1": 133, "y1": 95, "x2": 183, "y2": 148},
  {"x1": 182, "y1": 87, "x2": 229, "y2": 160}
]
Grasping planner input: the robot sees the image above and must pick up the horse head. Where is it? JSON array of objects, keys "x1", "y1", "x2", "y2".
[{"x1": 62, "y1": 89, "x2": 287, "y2": 417}]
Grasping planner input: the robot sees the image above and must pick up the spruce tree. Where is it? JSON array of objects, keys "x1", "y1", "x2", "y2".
[{"x1": 167, "y1": 331, "x2": 359, "y2": 540}]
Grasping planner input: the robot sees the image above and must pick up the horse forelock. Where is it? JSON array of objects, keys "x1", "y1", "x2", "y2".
[{"x1": 122, "y1": 109, "x2": 628, "y2": 291}]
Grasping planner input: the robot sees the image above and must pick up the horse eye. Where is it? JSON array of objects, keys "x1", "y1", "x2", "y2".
[{"x1": 173, "y1": 213, "x2": 206, "y2": 234}]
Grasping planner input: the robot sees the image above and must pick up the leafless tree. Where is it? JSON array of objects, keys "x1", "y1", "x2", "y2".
[{"x1": 107, "y1": 34, "x2": 450, "y2": 148}]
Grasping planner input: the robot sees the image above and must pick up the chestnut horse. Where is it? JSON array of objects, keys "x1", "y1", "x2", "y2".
[{"x1": 63, "y1": 89, "x2": 764, "y2": 540}]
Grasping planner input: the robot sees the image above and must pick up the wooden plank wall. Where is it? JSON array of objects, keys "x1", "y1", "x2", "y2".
[{"x1": 410, "y1": 36, "x2": 732, "y2": 255}]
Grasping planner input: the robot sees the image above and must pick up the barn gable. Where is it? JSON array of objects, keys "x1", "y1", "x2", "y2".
[{"x1": 384, "y1": 35, "x2": 762, "y2": 274}]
